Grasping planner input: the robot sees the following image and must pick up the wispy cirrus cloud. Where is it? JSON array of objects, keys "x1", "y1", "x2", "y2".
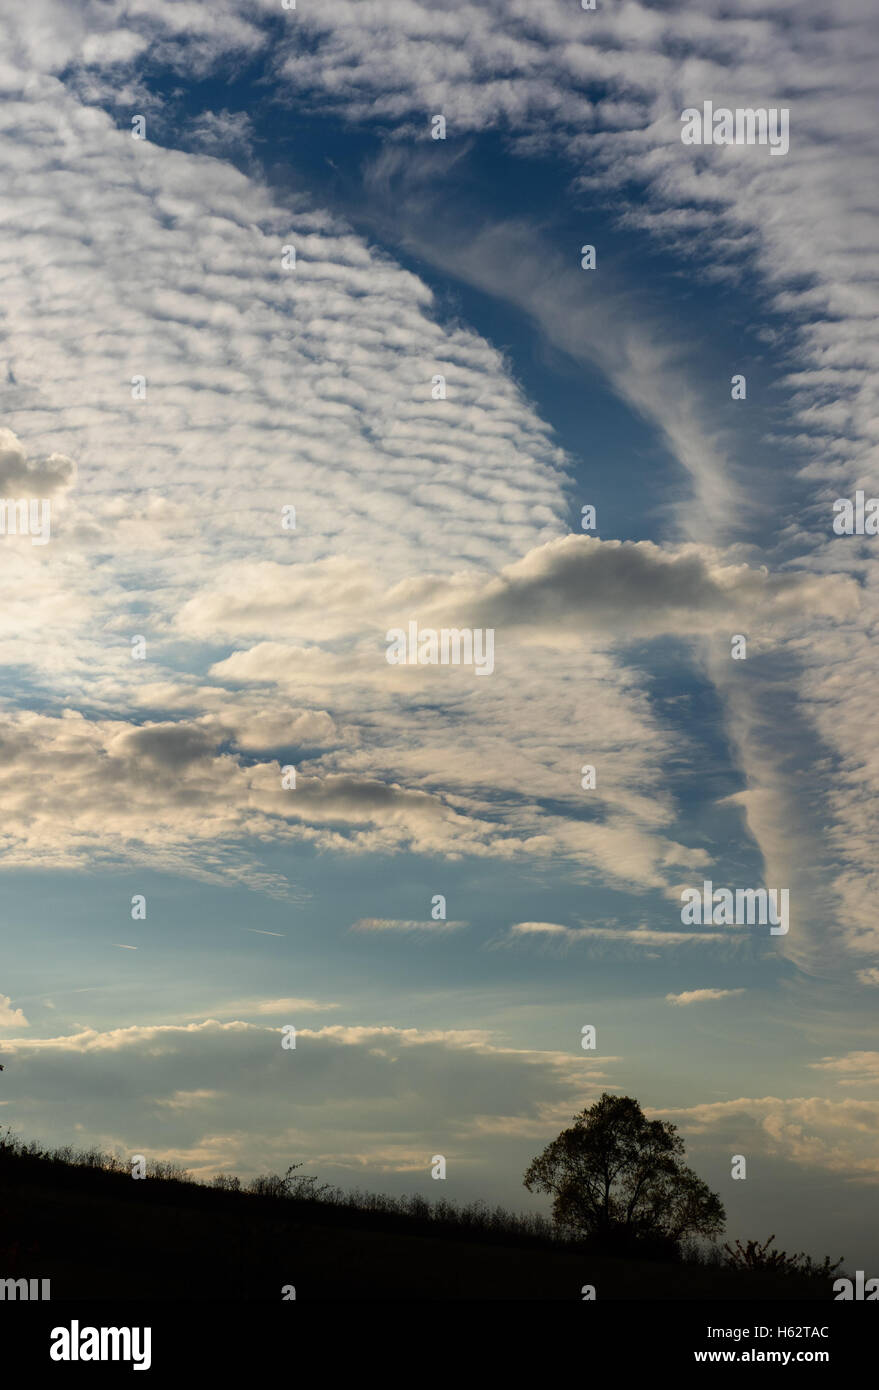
[
  {"x1": 506, "y1": 923, "x2": 753, "y2": 957},
  {"x1": 350, "y1": 918, "x2": 468, "y2": 933}
]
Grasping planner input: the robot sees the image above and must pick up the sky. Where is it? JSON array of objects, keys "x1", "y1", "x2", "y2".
[{"x1": 1, "y1": 0, "x2": 878, "y2": 1268}]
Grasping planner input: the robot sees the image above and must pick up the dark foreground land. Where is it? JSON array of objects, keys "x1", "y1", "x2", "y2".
[{"x1": 0, "y1": 1151, "x2": 837, "y2": 1301}]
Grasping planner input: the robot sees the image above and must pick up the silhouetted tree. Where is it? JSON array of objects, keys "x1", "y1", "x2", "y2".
[{"x1": 524, "y1": 1093, "x2": 724, "y2": 1257}]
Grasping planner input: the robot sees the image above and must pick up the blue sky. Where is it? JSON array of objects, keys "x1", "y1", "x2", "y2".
[{"x1": 1, "y1": 0, "x2": 878, "y2": 1269}]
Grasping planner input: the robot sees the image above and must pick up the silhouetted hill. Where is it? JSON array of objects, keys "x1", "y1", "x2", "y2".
[{"x1": 0, "y1": 1136, "x2": 838, "y2": 1300}]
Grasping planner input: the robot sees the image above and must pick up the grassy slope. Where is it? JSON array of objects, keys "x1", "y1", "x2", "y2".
[{"x1": 0, "y1": 1163, "x2": 831, "y2": 1300}]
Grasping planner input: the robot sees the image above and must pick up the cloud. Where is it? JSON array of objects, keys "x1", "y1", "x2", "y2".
[
  {"x1": 0, "y1": 0, "x2": 876, "y2": 982},
  {"x1": 595, "y1": 926, "x2": 749, "y2": 949},
  {"x1": 666, "y1": 988, "x2": 746, "y2": 1006},
  {"x1": 252, "y1": 998, "x2": 337, "y2": 1014},
  {"x1": 1, "y1": 67, "x2": 684, "y2": 897},
  {"x1": 0, "y1": 7, "x2": 754, "y2": 926},
  {"x1": 509, "y1": 922, "x2": 570, "y2": 936},
  {"x1": 0, "y1": 1017, "x2": 611, "y2": 1179},
  {"x1": 0, "y1": 646, "x2": 714, "y2": 893},
  {"x1": 0, "y1": 2, "x2": 834, "y2": 929},
  {"x1": 654, "y1": 1094, "x2": 879, "y2": 1182},
  {"x1": 808, "y1": 1053, "x2": 879, "y2": 1087},
  {"x1": 184, "y1": 108, "x2": 254, "y2": 160},
  {"x1": 459, "y1": 535, "x2": 858, "y2": 641},
  {"x1": 508, "y1": 923, "x2": 749, "y2": 950},
  {"x1": 0, "y1": 994, "x2": 28, "y2": 1028},
  {"x1": 0, "y1": 429, "x2": 76, "y2": 497},
  {"x1": 0, "y1": 708, "x2": 546, "y2": 879},
  {"x1": 155, "y1": 1089, "x2": 220, "y2": 1109},
  {"x1": 350, "y1": 918, "x2": 468, "y2": 933},
  {"x1": 251, "y1": 0, "x2": 879, "y2": 981},
  {"x1": 196, "y1": 998, "x2": 341, "y2": 1017}
]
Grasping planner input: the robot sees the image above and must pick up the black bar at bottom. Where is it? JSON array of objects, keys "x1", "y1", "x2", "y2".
[{"x1": 0, "y1": 1298, "x2": 871, "y2": 1373}]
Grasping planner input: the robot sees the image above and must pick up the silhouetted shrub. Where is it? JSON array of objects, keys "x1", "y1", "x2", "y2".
[{"x1": 724, "y1": 1235, "x2": 842, "y2": 1279}]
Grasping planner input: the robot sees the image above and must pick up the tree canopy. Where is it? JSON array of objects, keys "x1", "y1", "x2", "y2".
[{"x1": 523, "y1": 1093, "x2": 725, "y2": 1256}]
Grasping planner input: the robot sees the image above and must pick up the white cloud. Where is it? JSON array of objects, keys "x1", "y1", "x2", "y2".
[
  {"x1": 808, "y1": 1053, "x2": 879, "y2": 1087},
  {"x1": 259, "y1": 0, "x2": 879, "y2": 980},
  {"x1": 506, "y1": 923, "x2": 752, "y2": 956},
  {"x1": 0, "y1": 994, "x2": 29, "y2": 1028},
  {"x1": 509, "y1": 922, "x2": 570, "y2": 936},
  {"x1": 666, "y1": 988, "x2": 746, "y2": 1005},
  {"x1": 199, "y1": 997, "x2": 341, "y2": 1017},
  {"x1": 0, "y1": 0, "x2": 876, "y2": 980}
]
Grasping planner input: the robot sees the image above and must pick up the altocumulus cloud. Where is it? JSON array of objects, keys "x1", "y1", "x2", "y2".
[{"x1": 2, "y1": 5, "x2": 878, "y2": 981}]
